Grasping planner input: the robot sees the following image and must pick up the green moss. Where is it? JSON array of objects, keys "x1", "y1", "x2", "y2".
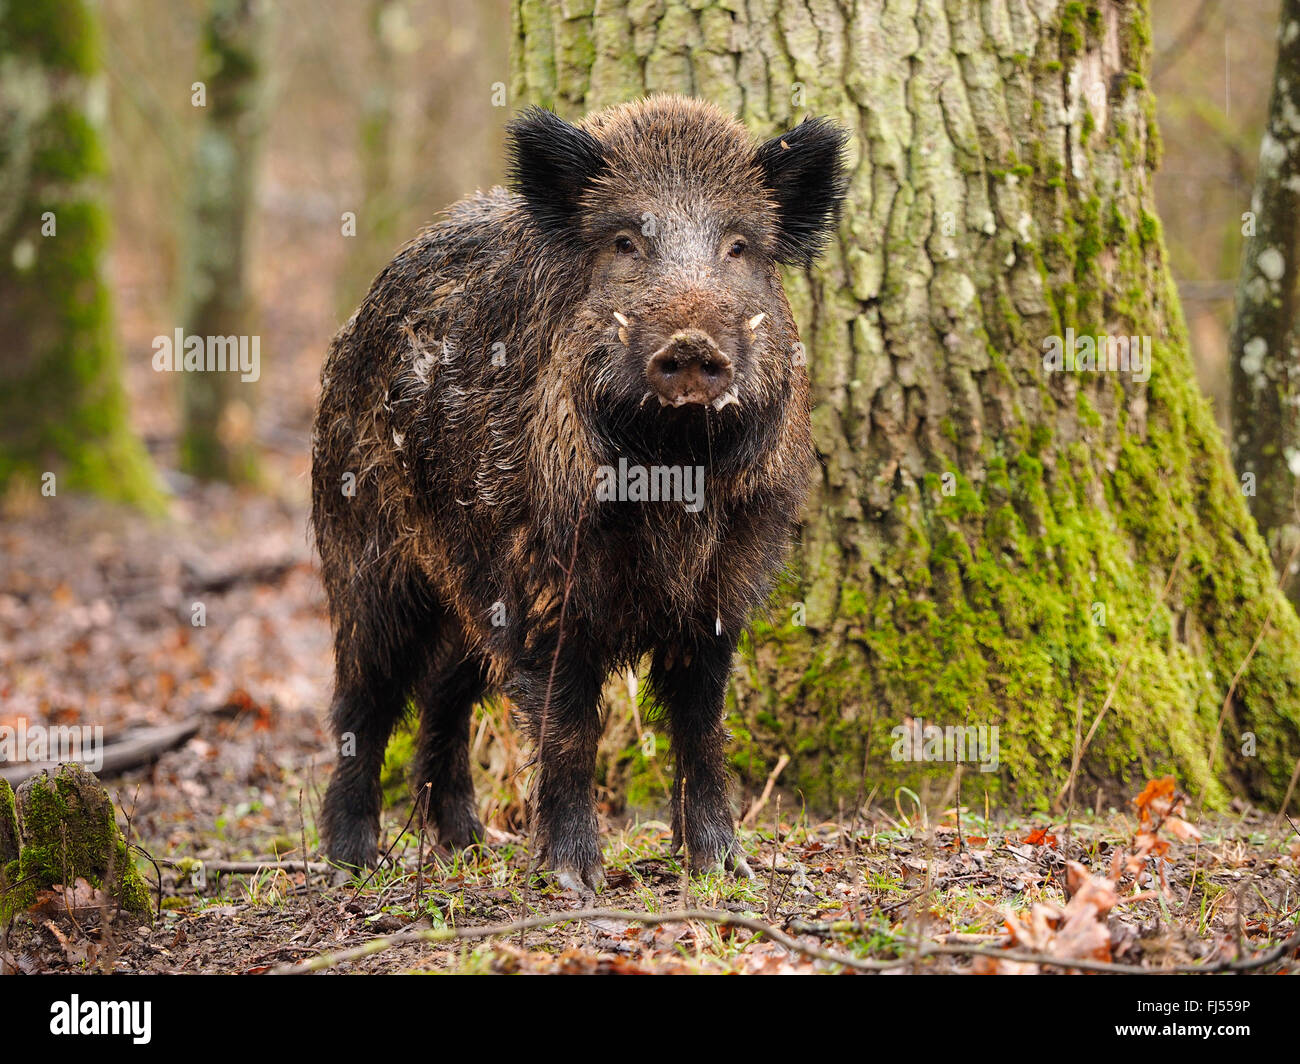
[
  {"x1": 381, "y1": 711, "x2": 419, "y2": 809},
  {"x1": 0, "y1": 0, "x2": 98, "y2": 74},
  {"x1": 1060, "y1": 2, "x2": 1088, "y2": 56},
  {"x1": 622, "y1": 731, "x2": 669, "y2": 808},
  {"x1": 1137, "y1": 209, "x2": 1160, "y2": 246},
  {"x1": 0, "y1": 779, "x2": 18, "y2": 867},
  {"x1": 1077, "y1": 390, "x2": 1102, "y2": 428}
]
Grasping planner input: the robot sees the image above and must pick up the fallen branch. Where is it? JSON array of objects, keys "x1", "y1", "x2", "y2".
[
  {"x1": 182, "y1": 555, "x2": 303, "y2": 594},
  {"x1": 266, "y1": 905, "x2": 1300, "y2": 976},
  {"x1": 159, "y1": 859, "x2": 333, "y2": 875}
]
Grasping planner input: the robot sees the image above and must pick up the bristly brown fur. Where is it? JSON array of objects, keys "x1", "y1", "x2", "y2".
[{"x1": 312, "y1": 94, "x2": 848, "y2": 887}]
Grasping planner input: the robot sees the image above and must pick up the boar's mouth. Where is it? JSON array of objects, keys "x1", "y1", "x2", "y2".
[{"x1": 588, "y1": 390, "x2": 773, "y2": 472}]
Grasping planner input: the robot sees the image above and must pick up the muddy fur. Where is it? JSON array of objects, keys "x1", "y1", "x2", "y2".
[{"x1": 311, "y1": 94, "x2": 847, "y2": 888}]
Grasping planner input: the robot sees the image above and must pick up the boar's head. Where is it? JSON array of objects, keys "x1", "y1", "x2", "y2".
[{"x1": 506, "y1": 95, "x2": 848, "y2": 469}]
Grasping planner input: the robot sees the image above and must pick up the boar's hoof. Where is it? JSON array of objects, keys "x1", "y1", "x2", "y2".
[
  {"x1": 324, "y1": 833, "x2": 379, "y2": 875},
  {"x1": 682, "y1": 837, "x2": 754, "y2": 880},
  {"x1": 694, "y1": 851, "x2": 755, "y2": 881},
  {"x1": 554, "y1": 864, "x2": 606, "y2": 895},
  {"x1": 726, "y1": 852, "x2": 756, "y2": 880}
]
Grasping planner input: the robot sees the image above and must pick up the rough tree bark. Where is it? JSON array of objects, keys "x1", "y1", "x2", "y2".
[
  {"x1": 178, "y1": 0, "x2": 269, "y2": 483},
  {"x1": 513, "y1": 0, "x2": 1300, "y2": 813},
  {"x1": 1229, "y1": 0, "x2": 1300, "y2": 611},
  {"x1": 0, "y1": 0, "x2": 159, "y2": 507}
]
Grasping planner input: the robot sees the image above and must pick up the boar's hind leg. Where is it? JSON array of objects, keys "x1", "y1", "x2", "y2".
[
  {"x1": 320, "y1": 600, "x2": 428, "y2": 870},
  {"x1": 509, "y1": 646, "x2": 607, "y2": 893},
  {"x1": 651, "y1": 633, "x2": 753, "y2": 878},
  {"x1": 413, "y1": 653, "x2": 489, "y2": 849}
]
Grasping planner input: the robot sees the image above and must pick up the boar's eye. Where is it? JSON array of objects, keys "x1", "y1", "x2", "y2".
[
  {"x1": 727, "y1": 238, "x2": 748, "y2": 259},
  {"x1": 614, "y1": 235, "x2": 637, "y2": 256}
]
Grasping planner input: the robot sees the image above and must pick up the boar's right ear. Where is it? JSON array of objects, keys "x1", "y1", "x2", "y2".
[
  {"x1": 755, "y1": 117, "x2": 850, "y2": 266},
  {"x1": 506, "y1": 107, "x2": 607, "y2": 242}
]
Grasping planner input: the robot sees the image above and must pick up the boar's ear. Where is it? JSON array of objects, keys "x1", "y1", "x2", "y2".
[
  {"x1": 755, "y1": 117, "x2": 849, "y2": 265},
  {"x1": 506, "y1": 106, "x2": 607, "y2": 241}
]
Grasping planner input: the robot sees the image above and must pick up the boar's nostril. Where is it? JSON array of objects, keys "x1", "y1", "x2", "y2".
[{"x1": 646, "y1": 329, "x2": 734, "y2": 407}]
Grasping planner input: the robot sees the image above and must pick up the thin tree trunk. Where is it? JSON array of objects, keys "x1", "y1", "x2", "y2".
[
  {"x1": 178, "y1": 0, "x2": 269, "y2": 483},
  {"x1": 514, "y1": 0, "x2": 1300, "y2": 812},
  {"x1": 337, "y1": 0, "x2": 512, "y2": 315},
  {"x1": 1229, "y1": 0, "x2": 1300, "y2": 610},
  {"x1": 0, "y1": 0, "x2": 160, "y2": 507},
  {"x1": 335, "y1": 0, "x2": 403, "y2": 316}
]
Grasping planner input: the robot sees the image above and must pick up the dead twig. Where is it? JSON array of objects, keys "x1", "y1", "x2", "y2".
[
  {"x1": 741, "y1": 753, "x2": 790, "y2": 827},
  {"x1": 298, "y1": 789, "x2": 315, "y2": 915}
]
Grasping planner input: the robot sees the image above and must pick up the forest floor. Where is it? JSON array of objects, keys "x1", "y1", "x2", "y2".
[{"x1": 2, "y1": 486, "x2": 1299, "y2": 975}]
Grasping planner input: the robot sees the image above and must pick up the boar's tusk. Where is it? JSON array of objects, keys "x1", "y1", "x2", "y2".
[
  {"x1": 711, "y1": 389, "x2": 740, "y2": 412},
  {"x1": 618, "y1": 327, "x2": 629, "y2": 345},
  {"x1": 747, "y1": 312, "x2": 766, "y2": 332},
  {"x1": 613, "y1": 311, "x2": 630, "y2": 327}
]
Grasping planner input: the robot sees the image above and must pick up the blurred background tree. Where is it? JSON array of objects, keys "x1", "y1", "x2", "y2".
[
  {"x1": 177, "y1": 0, "x2": 271, "y2": 483},
  {"x1": 0, "y1": 0, "x2": 160, "y2": 508},
  {"x1": 1227, "y1": 0, "x2": 1300, "y2": 609}
]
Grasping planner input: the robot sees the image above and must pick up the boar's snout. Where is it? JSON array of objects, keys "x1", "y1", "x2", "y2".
[{"x1": 645, "y1": 328, "x2": 734, "y2": 407}]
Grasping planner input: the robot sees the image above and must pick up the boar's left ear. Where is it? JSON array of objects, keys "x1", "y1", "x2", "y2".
[
  {"x1": 755, "y1": 117, "x2": 850, "y2": 265},
  {"x1": 506, "y1": 106, "x2": 607, "y2": 242}
]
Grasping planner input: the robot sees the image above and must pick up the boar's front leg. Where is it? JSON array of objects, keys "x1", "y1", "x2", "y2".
[
  {"x1": 510, "y1": 641, "x2": 607, "y2": 893},
  {"x1": 651, "y1": 631, "x2": 753, "y2": 878}
]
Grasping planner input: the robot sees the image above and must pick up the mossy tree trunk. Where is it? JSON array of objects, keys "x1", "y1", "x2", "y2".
[
  {"x1": 178, "y1": 0, "x2": 269, "y2": 483},
  {"x1": 514, "y1": 0, "x2": 1300, "y2": 814},
  {"x1": 1229, "y1": 0, "x2": 1300, "y2": 611},
  {"x1": 0, "y1": 0, "x2": 160, "y2": 507}
]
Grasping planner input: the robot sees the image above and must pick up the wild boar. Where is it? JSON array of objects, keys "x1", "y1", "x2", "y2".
[{"x1": 312, "y1": 94, "x2": 847, "y2": 890}]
